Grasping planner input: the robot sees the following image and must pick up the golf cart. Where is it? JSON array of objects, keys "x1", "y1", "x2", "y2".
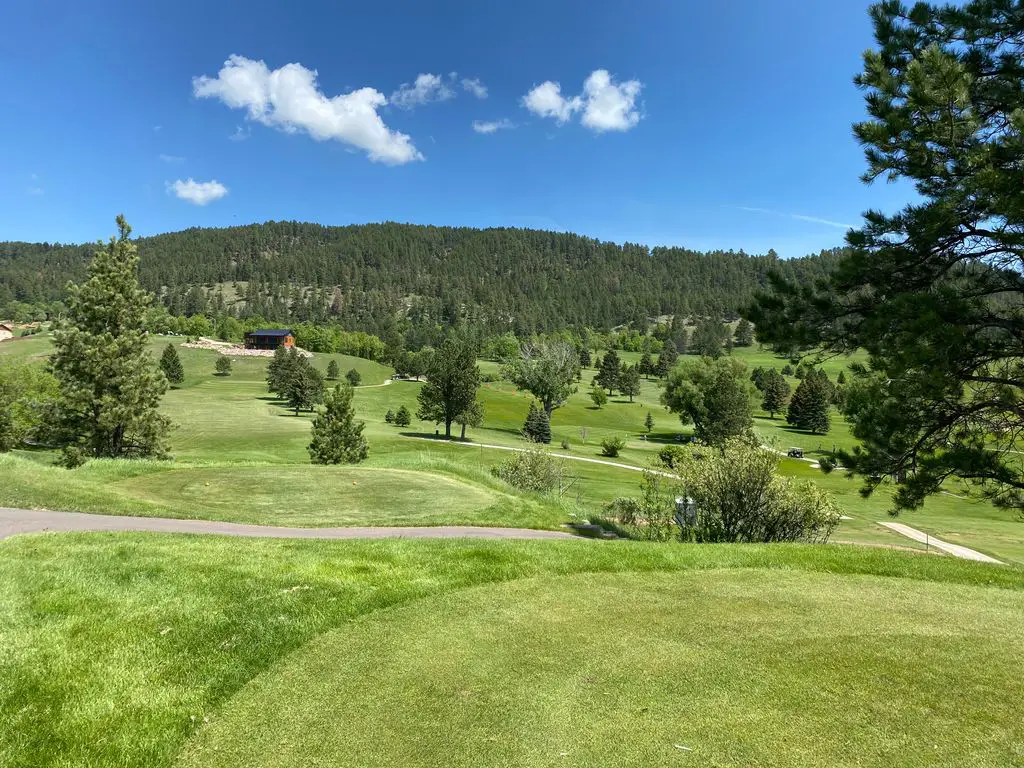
[{"x1": 787, "y1": 447, "x2": 804, "y2": 459}]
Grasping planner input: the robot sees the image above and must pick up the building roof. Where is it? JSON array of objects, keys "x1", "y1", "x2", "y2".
[
  {"x1": 245, "y1": 329, "x2": 294, "y2": 337},
  {"x1": 0, "y1": 324, "x2": 13, "y2": 332}
]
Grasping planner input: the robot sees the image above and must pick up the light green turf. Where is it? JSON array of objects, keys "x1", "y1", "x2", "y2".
[
  {"x1": 0, "y1": 534, "x2": 1019, "y2": 768},
  {"x1": 180, "y1": 568, "x2": 1024, "y2": 768}
]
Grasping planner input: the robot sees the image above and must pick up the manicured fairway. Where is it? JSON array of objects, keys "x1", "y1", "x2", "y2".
[{"x1": 181, "y1": 568, "x2": 1024, "y2": 768}]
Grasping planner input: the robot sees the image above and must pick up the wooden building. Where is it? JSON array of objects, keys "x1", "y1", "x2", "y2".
[
  {"x1": 243, "y1": 329, "x2": 295, "y2": 351},
  {"x1": 0, "y1": 324, "x2": 14, "y2": 342}
]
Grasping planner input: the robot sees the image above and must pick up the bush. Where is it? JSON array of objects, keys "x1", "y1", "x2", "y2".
[
  {"x1": 560, "y1": 437, "x2": 571, "y2": 451},
  {"x1": 345, "y1": 368, "x2": 362, "y2": 387},
  {"x1": 657, "y1": 444, "x2": 690, "y2": 470},
  {"x1": 394, "y1": 405, "x2": 411, "y2": 427},
  {"x1": 600, "y1": 436, "x2": 625, "y2": 457},
  {"x1": 214, "y1": 356, "x2": 232, "y2": 376},
  {"x1": 57, "y1": 445, "x2": 88, "y2": 469},
  {"x1": 491, "y1": 445, "x2": 571, "y2": 493},
  {"x1": 384, "y1": 409, "x2": 395, "y2": 424},
  {"x1": 480, "y1": 372, "x2": 501, "y2": 383}
]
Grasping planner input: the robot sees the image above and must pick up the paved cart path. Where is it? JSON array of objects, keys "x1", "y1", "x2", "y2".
[{"x1": 878, "y1": 522, "x2": 1003, "y2": 564}]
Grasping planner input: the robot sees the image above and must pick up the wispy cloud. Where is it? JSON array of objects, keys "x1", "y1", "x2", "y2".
[
  {"x1": 158, "y1": 153, "x2": 185, "y2": 164},
  {"x1": 736, "y1": 206, "x2": 855, "y2": 230},
  {"x1": 472, "y1": 118, "x2": 515, "y2": 134},
  {"x1": 26, "y1": 173, "x2": 43, "y2": 195},
  {"x1": 461, "y1": 77, "x2": 488, "y2": 99},
  {"x1": 228, "y1": 125, "x2": 250, "y2": 142},
  {"x1": 391, "y1": 73, "x2": 454, "y2": 109}
]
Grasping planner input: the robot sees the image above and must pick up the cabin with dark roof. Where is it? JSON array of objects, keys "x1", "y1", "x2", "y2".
[{"x1": 244, "y1": 329, "x2": 295, "y2": 351}]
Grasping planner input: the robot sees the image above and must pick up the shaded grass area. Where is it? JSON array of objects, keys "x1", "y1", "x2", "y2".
[
  {"x1": 182, "y1": 569, "x2": 1024, "y2": 768},
  {"x1": 0, "y1": 534, "x2": 1019, "y2": 768}
]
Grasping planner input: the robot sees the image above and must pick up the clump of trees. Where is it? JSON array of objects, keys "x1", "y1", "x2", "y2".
[
  {"x1": 266, "y1": 347, "x2": 325, "y2": 414},
  {"x1": 787, "y1": 369, "x2": 832, "y2": 434},
  {"x1": 611, "y1": 438, "x2": 840, "y2": 543},
  {"x1": 662, "y1": 357, "x2": 753, "y2": 445},
  {"x1": 308, "y1": 384, "x2": 368, "y2": 464},
  {"x1": 49, "y1": 216, "x2": 171, "y2": 463}
]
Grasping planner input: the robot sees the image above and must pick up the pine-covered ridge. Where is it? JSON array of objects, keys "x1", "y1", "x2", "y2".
[{"x1": 0, "y1": 221, "x2": 843, "y2": 333}]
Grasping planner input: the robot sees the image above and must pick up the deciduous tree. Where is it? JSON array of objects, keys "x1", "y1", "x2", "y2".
[
  {"x1": 662, "y1": 357, "x2": 753, "y2": 445},
  {"x1": 416, "y1": 337, "x2": 480, "y2": 438}
]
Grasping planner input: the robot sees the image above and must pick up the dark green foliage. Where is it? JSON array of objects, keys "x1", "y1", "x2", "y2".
[
  {"x1": 691, "y1": 318, "x2": 727, "y2": 358},
  {"x1": 522, "y1": 401, "x2": 552, "y2": 444},
  {"x1": 49, "y1": 216, "x2": 170, "y2": 460},
  {"x1": 286, "y1": 358, "x2": 326, "y2": 415},
  {"x1": 761, "y1": 369, "x2": 792, "y2": 419},
  {"x1": 308, "y1": 384, "x2": 368, "y2": 464},
  {"x1": 836, "y1": 370, "x2": 846, "y2": 385},
  {"x1": 214, "y1": 356, "x2": 232, "y2": 376},
  {"x1": 344, "y1": 368, "x2": 362, "y2": 387},
  {"x1": 416, "y1": 337, "x2": 481, "y2": 438},
  {"x1": 638, "y1": 351, "x2": 653, "y2": 378},
  {"x1": 595, "y1": 350, "x2": 621, "y2": 394},
  {"x1": 733, "y1": 318, "x2": 754, "y2": 346},
  {"x1": 750, "y1": 366, "x2": 768, "y2": 392},
  {"x1": 644, "y1": 411, "x2": 654, "y2": 433},
  {"x1": 781, "y1": 364, "x2": 794, "y2": 376},
  {"x1": 787, "y1": 374, "x2": 831, "y2": 434},
  {"x1": 266, "y1": 346, "x2": 292, "y2": 396},
  {"x1": 578, "y1": 346, "x2": 592, "y2": 368},
  {"x1": 662, "y1": 357, "x2": 753, "y2": 445},
  {"x1": 384, "y1": 408, "x2": 395, "y2": 423},
  {"x1": 326, "y1": 359, "x2": 340, "y2": 381},
  {"x1": 619, "y1": 364, "x2": 641, "y2": 402},
  {"x1": 456, "y1": 399, "x2": 484, "y2": 440},
  {"x1": 160, "y1": 344, "x2": 184, "y2": 386},
  {"x1": 394, "y1": 405, "x2": 411, "y2": 427},
  {"x1": 655, "y1": 339, "x2": 678, "y2": 378},
  {"x1": 600, "y1": 436, "x2": 626, "y2": 457},
  {"x1": 0, "y1": 361, "x2": 58, "y2": 451},
  {"x1": 750, "y1": 0, "x2": 1024, "y2": 512},
  {"x1": 0, "y1": 222, "x2": 841, "y2": 337}
]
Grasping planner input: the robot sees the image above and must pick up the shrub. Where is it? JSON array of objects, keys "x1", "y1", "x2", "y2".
[
  {"x1": 394, "y1": 405, "x2": 411, "y2": 427},
  {"x1": 384, "y1": 409, "x2": 395, "y2": 424},
  {"x1": 600, "y1": 436, "x2": 625, "y2": 457},
  {"x1": 215, "y1": 356, "x2": 232, "y2": 376},
  {"x1": 57, "y1": 445, "x2": 88, "y2": 469},
  {"x1": 560, "y1": 437, "x2": 571, "y2": 451},
  {"x1": 491, "y1": 445, "x2": 571, "y2": 493},
  {"x1": 345, "y1": 368, "x2": 362, "y2": 387}
]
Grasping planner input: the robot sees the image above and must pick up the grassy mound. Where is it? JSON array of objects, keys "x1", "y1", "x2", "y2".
[{"x1": 180, "y1": 569, "x2": 1024, "y2": 768}]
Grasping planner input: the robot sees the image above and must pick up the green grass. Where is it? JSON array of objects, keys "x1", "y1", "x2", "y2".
[{"x1": 1, "y1": 534, "x2": 1020, "y2": 768}]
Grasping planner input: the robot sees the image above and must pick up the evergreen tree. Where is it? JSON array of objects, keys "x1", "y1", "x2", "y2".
[
  {"x1": 589, "y1": 383, "x2": 607, "y2": 408},
  {"x1": 308, "y1": 384, "x2": 368, "y2": 464},
  {"x1": 286, "y1": 359, "x2": 326, "y2": 415},
  {"x1": 619, "y1": 364, "x2": 641, "y2": 402},
  {"x1": 644, "y1": 411, "x2": 654, "y2": 433},
  {"x1": 638, "y1": 351, "x2": 653, "y2": 379},
  {"x1": 416, "y1": 337, "x2": 480, "y2": 438},
  {"x1": 733, "y1": 318, "x2": 754, "y2": 346},
  {"x1": 655, "y1": 339, "x2": 678, "y2": 378},
  {"x1": 49, "y1": 216, "x2": 170, "y2": 459},
  {"x1": 266, "y1": 345, "x2": 292, "y2": 396},
  {"x1": 750, "y1": 366, "x2": 768, "y2": 392},
  {"x1": 578, "y1": 345, "x2": 592, "y2": 368},
  {"x1": 215, "y1": 356, "x2": 232, "y2": 376},
  {"x1": 522, "y1": 401, "x2": 552, "y2": 444},
  {"x1": 691, "y1": 318, "x2": 726, "y2": 358},
  {"x1": 787, "y1": 375, "x2": 831, "y2": 434},
  {"x1": 326, "y1": 359, "x2": 340, "y2": 381},
  {"x1": 836, "y1": 369, "x2": 846, "y2": 385},
  {"x1": 761, "y1": 369, "x2": 791, "y2": 419},
  {"x1": 595, "y1": 349, "x2": 621, "y2": 393},
  {"x1": 384, "y1": 408, "x2": 395, "y2": 423},
  {"x1": 394, "y1": 405, "x2": 411, "y2": 427},
  {"x1": 781, "y1": 364, "x2": 794, "y2": 377},
  {"x1": 345, "y1": 368, "x2": 362, "y2": 387},
  {"x1": 160, "y1": 344, "x2": 184, "y2": 386},
  {"x1": 456, "y1": 399, "x2": 484, "y2": 440}
]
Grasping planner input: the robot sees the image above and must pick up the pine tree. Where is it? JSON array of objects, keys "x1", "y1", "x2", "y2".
[
  {"x1": 49, "y1": 216, "x2": 170, "y2": 459},
  {"x1": 394, "y1": 405, "x2": 411, "y2": 427},
  {"x1": 160, "y1": 344, "x2": 184, "y2": 386},
  {"x1": 644, "y1": 411, "x2": 654, "y2": 433},
  {"x1": 595, "y1": 349, "x2": 621, "y2": 393},
  {"x1": 345, "y1": 368, "x2": 362, "y2": 387},
  {"x1": 456, "y1": 399, "x2": 484, "y2": 440},
  {"x1": 308, "y1": 384, "x2": 368, "y2": 464},
  {"x1": 286, "y1": 359, "x2": 326, "y2": 415},
  {"x1": 787, "y1": 375, "x2": 831, "y2": 434},
  {"x1": 385, "y1": 408, "x2": 395, "y2": 423},
  {"x1": 837, "y1": 369, "x2": 846, "y2": 385},
  {"x1": 733, "y1": 318, "x2": 754, "y2": 346},
  {"x1": 638, "y1": 351, "x2": 653, "y2": 379},
  {"x1": 215, "y1": 356, "x2": 232, "y2": 376},
  {"x1": 691, "y1": 318, "x2": 726, "y2": 358},
  {"x1": 266, "y1": 345, "x2": 292, "y2": 396},
  {"x1": 326, "y1": 359, "x2": 340, "y2": 381},
  {"x1": 620, "y1": 364, "x2": 641, "y2": 402},
  {"x1": 655, "y1": 339, "x2": 678, "y2": 378},
  {"x1": 761, "y1": 369, "x2": 791, "y2": 419},
  {"x1": 522, "y1": 401, "x2": 551, "y2": 444},
  {"x1": 579, "y1": 346, "x2": 592, "y2": 368}
]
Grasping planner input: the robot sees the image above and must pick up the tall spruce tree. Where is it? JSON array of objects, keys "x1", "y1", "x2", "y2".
[
  {"x1": 761, "y1": 369, "x2": 791, "y2": 419},
  {"x1": 638, "y1": 351, "x2": 654, "y2": 379},
  {"x1": 655, "y1": 339, "x2": 678, "y2": 378},
  {"x1": 160, "y1": 344, "x2": 184, "y2": 386},
  {"x1": 266, "y1": 345, "x2": 292, "y2": 396},
  {"x1": 619, "y1": 364, "x2": 641, "y2": 402},
  {"x1": 522, "y1": 401, "x2": 552, "y2": 444},
  {"x1": 691, "y1": 318, "x2": 726, "y2": 358},
  {"x1": 787, "y1": 375, "x2": 831, "y2": 434},
  {"x1": 326, "y1": 359, "x2": 340, "y2": 381},
  {"x1": 49, "y1": 216, "x2": 170, "y2": 459},
  {"x1": 595, "y1": 349, "x2": 621, "y2": 393},
  {"x1": 308, "y1": 384, "x2": 368, "y2": 464},
  {"x1": 286, "y1": 358, "x2": 326, "y2": 415}
]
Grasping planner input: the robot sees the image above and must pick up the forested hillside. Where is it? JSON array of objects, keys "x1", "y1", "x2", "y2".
[{"x1": 1, "y1": 221, "x2": 841, "y2": 333}]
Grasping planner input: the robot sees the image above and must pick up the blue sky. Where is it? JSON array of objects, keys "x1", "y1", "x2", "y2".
[{"x1": 0, "y1": 0, "x2": 910, "y2": 256}]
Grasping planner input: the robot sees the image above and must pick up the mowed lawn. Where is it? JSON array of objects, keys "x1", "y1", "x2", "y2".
[
  {"x1": 1, "y1": 534, "x2": 1021, "y2": 768},
  {"x1": 2, "y1": 335, "x2": 1023, "y2": 561}
]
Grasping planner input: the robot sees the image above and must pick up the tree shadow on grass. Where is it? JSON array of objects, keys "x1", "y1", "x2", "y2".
[{"x1": 399, "y1": 431, "x2": 478, "y2": 444}]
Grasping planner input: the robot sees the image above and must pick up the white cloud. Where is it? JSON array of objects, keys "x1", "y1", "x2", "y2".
[
  {"x1": 159, "y1": 153, "x2": 185, "y2": 164},
  {"x1": 580, "y1": 70, "x2": 642, "y2": 133},
  {"x1": 472, "y1": 118, "x2": 515, "y2": 134},
  {"x1": 390, "y1": 73, "x2": 454, "y2": 109},
  {"x1": 522, "y1": 70, "x2": 643, "y2": 133},
  {"x1": 27, "y1": 186, "x2": 44, "y2": 196},
  {"x1": 462, "y1": 77, "x2": 488, "y2": 99},
  {"x1": 736, "y1": 206, "x2": 855, "y2": 230},
  {"x1": 193, "y1": 55, "x2": 423, "y2": 165},
  {"x1": 167, "y1": 178, "x2": 229, "y2": 205},
  {"x1": 521, "y1": 81, "x2": 581, "y2": 124}
]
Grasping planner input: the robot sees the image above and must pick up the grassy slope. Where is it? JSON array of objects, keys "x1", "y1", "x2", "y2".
[
  {"x1": 2, "y1": 337, "x2": 1022, "y2": 561},
  {"x1": 182, "y1": 569, "x2": 1024, "y2": 768},
  {"x1": 0, "y1": 534, "x2": 1020, "y2": 768}
]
